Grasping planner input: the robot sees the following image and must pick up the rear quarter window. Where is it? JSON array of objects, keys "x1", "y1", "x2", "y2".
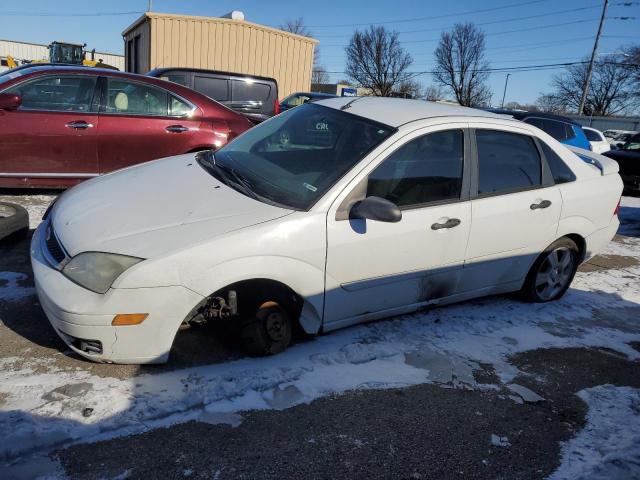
[{"x1": 539, "y1": 142, "x2": 576, "y2": 184}]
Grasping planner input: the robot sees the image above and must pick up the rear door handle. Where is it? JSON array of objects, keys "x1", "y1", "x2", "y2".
[
  {"x1": 166, "y1": 125, "x2": 189, "y2": 133},
  {"x1": 530, "y1": 200, "x2": 552, "y2": 210},
  {"x1": 431, "y1": 218, "x2": 461, "y2": 230},
  {"x1": 65, "y1": 121, "x2": 93, "y2": 130}
]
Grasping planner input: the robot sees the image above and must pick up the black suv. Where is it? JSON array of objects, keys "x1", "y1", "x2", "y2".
[{"x1": 147, "y1": 68, "x2": 279, "y2": 123}]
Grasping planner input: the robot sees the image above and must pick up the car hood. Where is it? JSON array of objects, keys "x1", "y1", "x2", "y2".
[{"x1": 51, "y1": 154, "x2": 293, "y2": 258}]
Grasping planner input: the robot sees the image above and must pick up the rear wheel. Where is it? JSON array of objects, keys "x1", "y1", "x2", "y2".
[
  {"x1": 240, "y1": 300, "x2": 293, "y2": 355},
  {"x1": 522, "y1": 238, "x2": 579, "y2": 302}
]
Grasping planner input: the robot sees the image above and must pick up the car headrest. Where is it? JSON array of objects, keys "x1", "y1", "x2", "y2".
[{"x1": 114, "y1": 92, "x2": 128, "y2": 111}]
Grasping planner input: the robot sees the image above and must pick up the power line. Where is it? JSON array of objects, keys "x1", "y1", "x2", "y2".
[
  {"x1": 314, "y1": 5, "x2": 603, "y2": 38},
  {"x1": 306, "y1": 0, "x2": 552, "y2": 28},
  {"x1": 320, "y1": 21, "x2": 600, "y2": 48},
  {"x1": 0, "y1": 10, "x2": 143, "y2": 17},
  {"x1": 321, "y1": 60, "x2": 639, "y2": 77}
]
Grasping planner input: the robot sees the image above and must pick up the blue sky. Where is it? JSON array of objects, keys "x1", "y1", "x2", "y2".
[{"x1": 1, "y1": 0, "x2": 638, "y2": 105}]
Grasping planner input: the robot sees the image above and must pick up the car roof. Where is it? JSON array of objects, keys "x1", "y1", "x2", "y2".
[
  {"x1": 147, "y1": 67, "x2": 277, "y2": 83},
  {"x1": 486, "y1": 108, "x2": 581, "y2": 126},
  {"x1": 314, "y1": 97, "x2": 503, "y2": 127}
]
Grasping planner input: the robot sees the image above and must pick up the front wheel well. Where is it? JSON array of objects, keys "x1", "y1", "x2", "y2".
[{"x1": 190, "y1": 279, "x2": 304, "y2": 323}]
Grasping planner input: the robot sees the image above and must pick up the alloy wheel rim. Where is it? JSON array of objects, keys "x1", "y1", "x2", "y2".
[{"x1": 535, "y1": 247, "x2": 574, "y2": 300}]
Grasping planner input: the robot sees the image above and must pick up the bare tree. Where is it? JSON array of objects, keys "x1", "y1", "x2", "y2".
[
  {"x1": 397, "y1": 79, "x2": 424, "y2": 99},
  {"x1": 424, "y1": 84, "x2": 445, "y2": 102},
  {"x1": 622, "y1": 44, "x2": 640, "y2": 100},
  {"x1": 311, "y1": 66, "x2": 330, "y2": 85},
  {"x1": 433, "y1": 23, "x2": 492, "y2": 107},
  {"x1": 345, "y1": 26, "x2": 413, "y2": 97},
  {"x1": 535, "y1": 94, "x2": 565, "y2": 114},
  {"x1": 280, "y1": 17, "x2": 310, "y2": 36},
  {"x1": 547, "y1": 55, "x2": 637, "y2": 116}
]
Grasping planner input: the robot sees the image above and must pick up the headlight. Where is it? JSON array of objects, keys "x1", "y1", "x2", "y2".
[{"x1": 62, "y1": 252, "x2": 143, "y2": 294}]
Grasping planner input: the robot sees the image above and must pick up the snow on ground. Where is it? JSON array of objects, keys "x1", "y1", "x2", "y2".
[
  {"x1": 0, "y1": 194, "x2": 639, "y2": 479},
  {"x1": 550, "y1": 385, "x2": 640, "y2": 480}
]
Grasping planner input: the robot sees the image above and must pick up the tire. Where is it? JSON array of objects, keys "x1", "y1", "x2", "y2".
[
  {"x1": 522, "y1": 237, "x2": 579, "y2": 303},
  {"x1": 0, "y1": 202, "x2": 29, "y2": 242},
  {"x1": 240, "y1": 300, "x2": 293, "y2": 356}
]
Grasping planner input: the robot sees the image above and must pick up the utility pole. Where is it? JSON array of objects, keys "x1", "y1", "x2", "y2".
[
  {"x1": 500, "y1": 73, "x2": 511, "y2": 108},
  {"x1": 148, "y1": 0, "x2": 153, "y2": 12},
  {"x1": 578, "y1": 0, "x2": 608, "y2": 115}
]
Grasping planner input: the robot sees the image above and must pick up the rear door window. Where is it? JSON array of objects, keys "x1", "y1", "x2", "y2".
[
  {"x1": 232, "y1": 79, "x2": 271, "y2": 102},
  {"x1": 476, "y1": 130, "x2": 542, "y2": 195},
  {"x1": 5, "y1": 75, "x2": 97, "y2": 112},
  {"x1": 105, "y1": 78, "x2": 168, "y2": 116},
  {"x1": 194, "y1": 76, "x2": 229, "y2": 101}
]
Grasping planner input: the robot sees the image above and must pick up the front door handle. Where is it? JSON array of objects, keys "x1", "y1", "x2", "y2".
[
  {"x1": 166, "y1": 125, "x2": 189, "y2": 133},
  {"x1": 65, "y1": 120, "x2": 93, "y2": 130},
  {"x1": 431, "y1": 218, "x2": 461, "y2": 230},
  {"x1": 530, "y1": 200, "x2": 552, "y2": 210}
]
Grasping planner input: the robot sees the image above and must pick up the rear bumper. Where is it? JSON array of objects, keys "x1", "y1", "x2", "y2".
[
  {"x1": 583, "y1": 216, "x2": 620, "y2": 262},
  {"x1": 31, "y1": 221, "x2": 204, "y2": 364}
]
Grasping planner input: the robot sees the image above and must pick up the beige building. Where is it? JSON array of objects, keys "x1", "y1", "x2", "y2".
[{"x1": 122, "y1": 12, "x2": 318, "y2": 99}]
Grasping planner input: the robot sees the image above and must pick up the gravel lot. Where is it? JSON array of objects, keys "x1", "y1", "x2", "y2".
[{"x1": 1, "y1": 193, "x2": 639, "y2": 480}]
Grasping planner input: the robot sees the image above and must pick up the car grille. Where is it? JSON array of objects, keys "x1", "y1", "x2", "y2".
[{"x1": 45, "y1": 225, "x2": 66, "y2": 265}]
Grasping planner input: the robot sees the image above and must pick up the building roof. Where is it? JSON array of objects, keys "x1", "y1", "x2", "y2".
[
  {"x1": 315, "y1": 97, "x2": 503, "y2": 127},
  {"x1": 122, "y1": 12, "x2": 318, "y2": 44}
]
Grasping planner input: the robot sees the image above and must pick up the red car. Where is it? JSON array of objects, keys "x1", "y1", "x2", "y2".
[{"x1": 0, "y1": 65, "x2": 253, "y2": 188}]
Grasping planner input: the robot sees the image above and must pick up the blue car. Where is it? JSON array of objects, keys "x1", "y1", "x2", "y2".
[{"x1": 487, "y1": 109, "x2": 592, "y2": 151}]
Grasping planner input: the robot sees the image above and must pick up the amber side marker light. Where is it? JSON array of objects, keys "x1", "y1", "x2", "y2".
[{"x1": 112, "y1": 314, "x2": 148, "y2": 326}]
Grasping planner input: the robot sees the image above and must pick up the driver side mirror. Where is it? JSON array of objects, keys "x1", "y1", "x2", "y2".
[
  {"x1": 350, "y1": 196, "x2": 402, "y2": 223},
  {"x1": 0, "y1": 93, "x2": 21, "y2": 111}
]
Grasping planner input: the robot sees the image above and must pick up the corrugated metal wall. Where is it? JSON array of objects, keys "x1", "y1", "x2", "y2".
[
  {"x1": 124, "y1": 13, "x2": 317, "y2": 99},
  {"x1": 568, "y1": 115, "x2": 640, "y2": 132},
  {"x1": 0, "y1": 39, "x2": 125, "y2": 70}
]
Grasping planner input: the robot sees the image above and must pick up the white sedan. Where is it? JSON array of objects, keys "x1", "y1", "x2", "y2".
[
  {"x1": 31, "y1": 98, "x2": 623, "y2": 364},
  {"x1": 582, "y1": 127, "x2": 611, "y2": 154}
]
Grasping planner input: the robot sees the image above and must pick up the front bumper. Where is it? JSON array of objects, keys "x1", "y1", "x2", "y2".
[{"x1": 31, "y1": 221, "x2": 204, "y2": 364}]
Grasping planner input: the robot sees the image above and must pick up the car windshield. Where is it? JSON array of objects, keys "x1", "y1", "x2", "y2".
[
  {"x1": 201, "y1": 103, "x2": 395, "y2": 210},
  {"x1": 622, "y1": 134, "x2": 640, "y2": 152}
]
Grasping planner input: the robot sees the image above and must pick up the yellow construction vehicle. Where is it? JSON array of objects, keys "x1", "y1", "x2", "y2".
[
  {"x1": 0, "y1": 55, "x2": 18, "y2": 70},
  {"x1": 1, "y1": 41, "x2": 118, "y2": 72},
  {"x1": 48, "y1": 41, "x2": 118, "y2": 69}
]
